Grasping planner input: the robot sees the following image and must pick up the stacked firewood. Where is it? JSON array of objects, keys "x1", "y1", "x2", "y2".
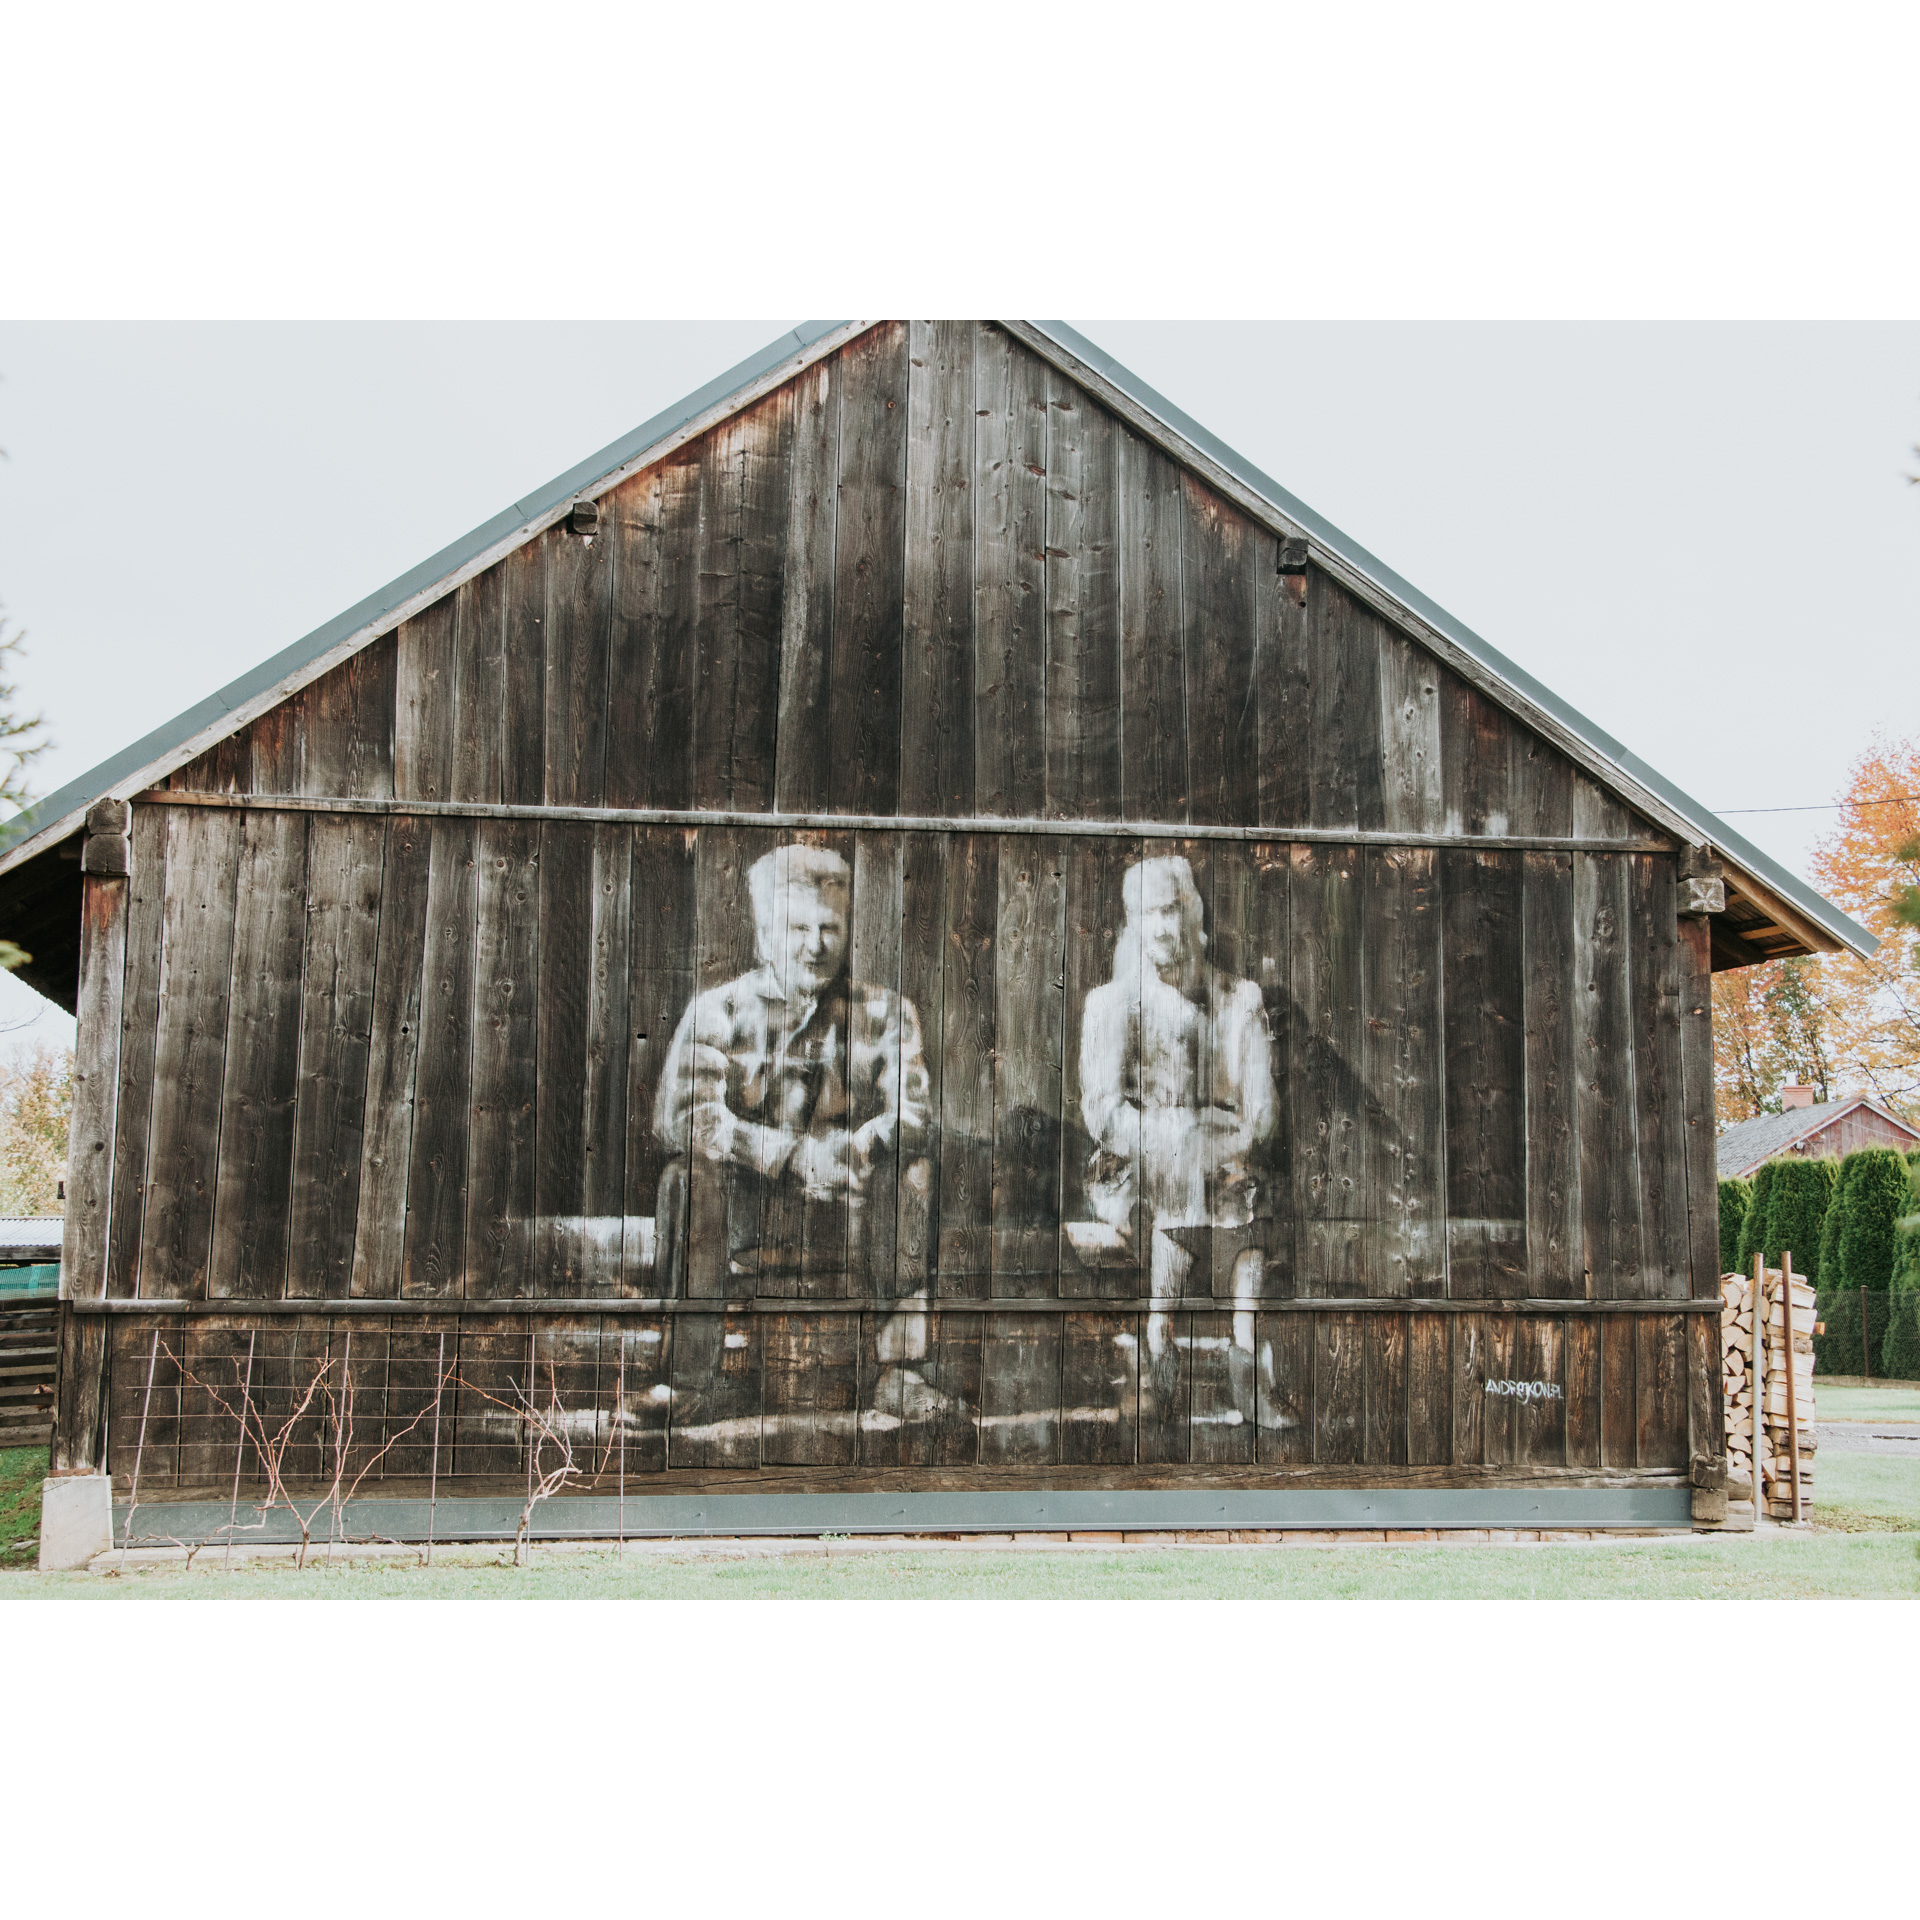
[{"x1": 1719, "y1": 1268, "x2": 1816, "y2": 1522}]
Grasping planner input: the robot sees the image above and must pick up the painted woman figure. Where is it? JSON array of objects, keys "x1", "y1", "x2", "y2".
[{"x1": 1078, "y1": 855, "x2": 1278, "y2": 1395}]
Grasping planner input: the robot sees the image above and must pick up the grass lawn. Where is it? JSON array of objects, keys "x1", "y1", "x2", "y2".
[
  {"x1": 1814, "y1": 1384, "x2": 1920, "y2": 1422},
  {"x1": 6, "y1": 1442, "x2": 1916, "y2": 1600}
]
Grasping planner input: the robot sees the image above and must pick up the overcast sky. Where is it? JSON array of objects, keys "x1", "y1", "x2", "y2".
[{"x1": 1, "y1": 319, "x2": 1915, "y2": 1056}]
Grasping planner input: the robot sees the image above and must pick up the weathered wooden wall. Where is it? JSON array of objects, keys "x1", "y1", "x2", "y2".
[{"x1": 61, "y1": 320, "x2": 1723, "y2": 1491}]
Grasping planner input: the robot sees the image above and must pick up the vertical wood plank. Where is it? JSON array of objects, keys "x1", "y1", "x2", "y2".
[
  {"x1": 401, "y1": 818, "x2": 478, "y2": 1298},
  {"x1": 973, "y1": 323, "x2": 1047, "y2": 817},
  {"x1": 692, "y1": 389, "x2": 793, "y2": 813},
  {"x1": 1307, "y1": 576, "x2": 1384, "y2": 832},
  {"x1": 1522, "y1": 852, "x2": 1581, "y2": 1299},
  {"x1": 1510, "y1": 1315, "x2": 1567, "y2": 1466},
  {"x1": 900, "y1": 320, "x2": 975, "y2": 817},
  {"x1": 1190, "y1": 1311, "x2": 1256, "y2": 1466},
  {"x1": 1378, "y1": 629, "x2": 1443, "y2": 834},
  {"x1": 544, "y1": 505, "x2": 615, "y2": 808},
  {"x1": 1364, "y1": 1312, "x2": 1410, "y2": 1466},
  {"x1": 287, "y1": 816, "x2": 385, "y2": 1298},
  {"x1": 1637, "y1": 1312, "x2": 1689, "y2": 1470},
  {"x1": 1452, "y1": 1311, "x2": 1515, "y2": 1467},
  {"x1": 502, "y1": 540, "x2": 548, "y2": 808},
  {"x1": 828, "y1": 322, "x2": 908, "y2": 815},
  {"x1": 1291, "y1": 843, "x2": 1366, "y2": 1297},
  {"x1": 1314, "y1": 1312, "x2": 1365, "y2": 1465},
  {"x1": 1138, "y1": 1310, "x2": 1191, "y2": 1464},
  {"x1": 464, "y1": 818, "x2": 540, "y2": 1299},
  {"x1": 851, "y1": 831, "x2": 905, "y2": 1298},
  {"x1": 138, "y1": 807, "x2": 243, "y2": 1299},
  {"x1": 978, "y1": 1313, "x2": 1062, "y2": 1466},
  {"x1": 667, "y1": 1312, "x2": 761, "y2": 1469},
  {"x1": 450, "y1": 568, "x2": 507, "y2": 804},
  {"x1": 1574, "y1": 853, "x2": 1645, "y2": 1299},
  {"x1": 1632, "y1": 854, "x2": 1692, "y2": 1300},
  {"x1": 1044, "y1": 370, "x2": 1121, "y2": 819},
  {"x1": 1441, "y1": 850, "x2": 1527, "y2": 1299},
  {"x1": 774, "y1": 357, "x2": 840, "y2": 814},
  {"x1": 535, "y1": 823, "x2": 593, "y2": 1296},
  {"x1": 208, "y1": 808, "x2": 309, "y2": 1298},
  {"x1": 1600, "y1": 1313, "x2": 1638, "y2": 1466},
  {"x1": 936, "y1": 833, "x2": 996, "y2": 1292},
  {"x1": 300, "y1": 636, "x2": 397, "y2": 800},
  {"x1": 762, "y1": 1314, "x2": 857, "y2": 1466},
  {"x1": 626, "y1": 827, "x2": 697, "y2": 1293},
  {"x1": 1255, "y1": 1312, "x2": 1312, "y2": 1464},
  {"x1": 607, "y1": 456, "x2": 701, "y2": 810},
  {"x1": 394, "y1": 597, "x2": 458, "y2": 802},
  {"x1": 350, "y1": 816, "x2": 431, "y2": 1298},
  {"x1": 580, "y1": 824, "x2": 632, "y2": 1293},
  {"x1": 1565, "y1": 1315, "x2": 1602, "y2": 1467},
  {"x1": 1364, "y1": 847, "x2": 1444, "y2": 1297},
  {"x1": 895, "y1": 831, "x2": 945, "y2": 1292},
  {"x1": 991, "y1": 835, "x2": 1067, "y2": 1287},
  {"x1": 1676, "y1": 915, "x2": 1721, "y2": 1297},
  {"x1": 1406, "y1": 1312, "x2": 1452, "y2": 1465},
  {"x1": 1181, "y1": 476, "x2": 1259, "y2": 826},
  {"x1": 62, "y1": 874, "x2": 129, "y2": 1301},
  {"x1": 1117, "y1": 433, "x2": 1187, "y2": 822},
  {"x1": 1059, "y1": 1311, "x2": 1135, "y2": 1465}
]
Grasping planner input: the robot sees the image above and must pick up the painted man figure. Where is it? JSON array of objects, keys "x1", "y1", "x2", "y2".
[
  {"x1": 1078, "y1": 854, "x2": 1278, "y2": 1407},
  {"x1": 654, "y1": 843, "x2": 940, "y2": 1415}
]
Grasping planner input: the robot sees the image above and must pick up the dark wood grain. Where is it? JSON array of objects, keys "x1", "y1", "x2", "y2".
[
  {"x1": 535, "y1": 824, "x2": 593, "y2": 1296},
  {"x1": 350, "y1": 817, "x2": 432, "y2": 1298},
  {"x1": 1314, "y1": 1311, "x2": 1365, "y2": 1465},
  {"x1": 936, "y1": 833, "x2": 995, "y2": 1291},
  {"x1": 1636, "y1": 1312, "x2": 1689, "y2": 1470},
  {"x1": 693, "y1": 388, "x2": 793, "y2": 813},
  {"x1": 1364, "y1": 847, "x2": 1443, "y2": 1297},
  {"x1": 62, "y1": 874, "x2": 128, "y2": 1302},
  {"x1": 978, "y1": 1311, "x2": 1062, "y2": 1466},
  {"x1": 668, "y1": 1311, "x2": 761, "y2": 1469},
  {"x1": 1181, "y1": 475, "x2": 1260, "y2": 827},
  {"x1": 1406, "y1": 1312, "x2": 1451, "y2": 1465},
  {"x1": 828, "y1": 322, "x2": 908, "y2": 816},
  {"x1": 1630, "y1": 855, "x2": 1691, "y2": 1300},
  {"x1": 1441, "y1": 850, "x2": 1527, "y2": 1299},
  {"x1": 544, "y1": 506, "x2": 614, "y2": 808},
  {"x1": 501, "y1": 540, "x2": 547, "y2": 808},
  {"x1": 1059, "y1": 1311, "x2": 1135, "y2": 1465},
  {"x1": 209, "y1": 808, "x2": 309, "y2": 1298},
  {"x1": 850, "y1": 831, "x2": 904, "y2": 1297},
  {"x1": 991, "y1": 835, "x2": 1067, "y2": 1287},
  {"x1": 1573, "y1": 853, "x2": 1645, "y2": 1299},
  {"x1": 1139, "y1": 1311, "x2": 1192, "y2": 1465},
  {"x1": 625, "y1": 828, "x2": 697, "y2": 1295},
  {"x1": 1565, "y1": 1314, "x2": 1602, "y2": 1467},
  {"x1": 138, "y1": 807, "x2": 243, "y2": 1299},
  {"x1": 773, "y1": 356, "x2": 839, "y2": 815},
  {"x1": 579, "y1": 825, "x2": 632, "y2": 1293},
  {"x1": 1044, "y1": 369, "x2": 1121, "y2": 819},
  {"x1": 450, "y1": 568, "x2": 507, "y2": 804},
  {"x1": 1378, "y1": 630, "x2": 1444, "y2": 835},
  {"x1": 973, "y1": 324, "x2": 1047, "y2": 817},
  {"x1": 1118, "y1": 433, "x2": 1187, "y2": 821},
  {"x1": 1256, "y1": 1312, "x2": 1313, "y2": 1464},
  {"x1": 762, "y1": 1313, "x2": 857, "y2": 1466},
  {"x1": 1522, "y1": 851, "x2": 1580, "y2": 1298},
  {"x1": 1307, "y1": 576, "x2": 1384, "y2": 832},
  {"x1": 402, "y1": 817, "x2": 478, "y2": 1299},
  {"x1": 901, "y1": 320, "x2": 975, "y2": 816},
  {"x1": 287, "y1": 816, "x2": 385, "y2": 1298},
  {"x1": 1509, "y1": 1315, "x2": 1567, "y2": 1466},
  {"x1": 1452, "y1": 1311, "x2": 1515, "y2": 1467},
  {"x1": 1364, "y1": 1311, "x2": 1409, "y2": 1465},
  {"x1": 465, "y1": 818, "x2": 540, "y2": 1299},
  {"x1": 606, "y1": 455, "x2": 701, "y2": 810},
  {"x1": 1291, "y1": 843, "x2": 1366, "y2": 1297},
  {"x1": 302, "y1": 635, "x2": 397, "y2": 800},
  {"x1": 1675, "y1": 915, "x2": 1720, "y2": 1297},
  {"x1": 1600, "y1": 1311, "x2": 1637, "y2": 1467},
  {"x1": 1190, "y1": 1311, "x2": 1256, "y2": 1466},
  {"x1": 895, "y1": 831, "x2": 945, "y2": 1292},
  {"x1": 395, "y1": 597, "x2": 458, "y2": 803}
]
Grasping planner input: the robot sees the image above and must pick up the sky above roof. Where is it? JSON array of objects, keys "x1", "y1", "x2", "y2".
[{"x1": 1, "y1": 319, "x2": 1916, "y2": 1058}]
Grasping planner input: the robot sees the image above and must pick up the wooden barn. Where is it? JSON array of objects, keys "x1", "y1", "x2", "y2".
[{"x1": 1, "y1": 320, "x2": 1879, "y2": 1543}]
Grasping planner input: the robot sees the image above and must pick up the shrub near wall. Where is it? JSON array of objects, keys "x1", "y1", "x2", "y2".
[
  {"x1": 1883, "y1": 1215, "x2": 1920, "y2": 1380},
  {"x1": 1737, "y1": 1160, "x2": 1779, "y2": 1275},
  {"x1": 1763, "y1": 1156, "x2": 1840, "y2": 1282},
  {"x1": 1834, "y1": 1149, "x2": 1915, "y2": 1290},
  {"x1": 1813, "y1": 1288, "x2": 1890, "y2": 1376},
  {"x1": 1719, "y1": 1178, "x2": 1752, "y2": 1275}
]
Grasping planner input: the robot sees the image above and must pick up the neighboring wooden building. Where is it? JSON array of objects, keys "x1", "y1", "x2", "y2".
[
  {"x1": 0, "y1": 322, "x2": 1879, "y2": 1538},
  {"x1": 1717, "y1": 1095, "x2": 1918, "y2": 1180}
]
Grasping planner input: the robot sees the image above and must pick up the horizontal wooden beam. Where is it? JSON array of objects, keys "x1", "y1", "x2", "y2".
[
  {"x1": 72, "y1": 1294, "x2": 1722, "y2": 1316},
  {"x1": 143, "y1": 790, "x2": 1671, "y2": 855}
]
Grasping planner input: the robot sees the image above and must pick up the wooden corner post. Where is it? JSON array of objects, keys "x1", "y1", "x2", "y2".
[{"x1": 53, "y1": 804, "x2": 133, "y2": 1473}]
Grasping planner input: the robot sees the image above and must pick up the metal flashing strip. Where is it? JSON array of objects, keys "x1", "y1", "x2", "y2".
[
  {"x1": 1023, "y1": 320, "x2": 1877, "y2": 963},
  {"x1": 116, "y1": 1486, "x2": 1693, "y2": 1545}
]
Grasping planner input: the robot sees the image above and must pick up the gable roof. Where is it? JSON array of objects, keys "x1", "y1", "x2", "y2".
[
  {"x1": 0, "y1": 318, "x2": 1876, "y2": 968},
  {"x1": 1716, "y1": 1096, "x2": 1920, "y2": 1178}
]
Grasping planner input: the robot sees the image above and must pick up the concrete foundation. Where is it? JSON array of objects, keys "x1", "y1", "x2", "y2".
[{"x1": 39, "y1": 1474, "x2": 114, "y2": 1571}]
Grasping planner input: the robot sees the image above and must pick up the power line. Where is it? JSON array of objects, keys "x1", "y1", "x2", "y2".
[{"x1": 1716, "y1": 794, "x2": 1920, "y2": 816}]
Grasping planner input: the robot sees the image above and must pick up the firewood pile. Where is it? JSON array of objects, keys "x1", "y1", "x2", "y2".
[{"x1": 1719, "y1": 1266, "x2": 1816, "y2": 1523}]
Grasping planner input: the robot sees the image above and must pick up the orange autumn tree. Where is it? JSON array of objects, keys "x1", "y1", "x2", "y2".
[{"x1": 1713, "y1": 736, "x2": 1920, "y2": 1123}]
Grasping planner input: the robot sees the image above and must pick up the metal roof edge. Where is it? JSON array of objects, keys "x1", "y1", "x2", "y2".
[
  {"x1": 1027, "y1": 320, "x2": 1878, "y2": 962},
  {"x1": 0, "y1": 319, "x2": 848, "y2": 866}
]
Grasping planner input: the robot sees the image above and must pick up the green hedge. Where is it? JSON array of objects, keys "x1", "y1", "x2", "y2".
[
  {"x1": 1882, "y1": 1289, "x2": 1920, "y2": 1380},
  {"x1": 1718, "y1": 1178, "x2": 1751, "y2": 1276},
  {"x1": 1737, "y1": 1160, "x2": 1778, "y2": 1275},
  {"x1": 1895, "y1": 1216, "x2": 1920, "y2": 1293},
  {"x1": 1814, "y1": 1287, "x2": 1890, "y2": 1376},
  {"x1": 1833, "y1": 1148, "x2": 1916, "y2": 1290},
  {"x1": 1762, "y1": 1155, "x2": 1839, "y2": 1282}
]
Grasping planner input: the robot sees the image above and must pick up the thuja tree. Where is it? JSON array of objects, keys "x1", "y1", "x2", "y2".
[
  {"x1": 1823, "y1": 1148, "x2": 1916, "y2": 1291},
  {"x1": 1736, "y1": 1160, "x2": 1779, "y2": 1275},
  {"x1": 1761, "y1": 1155, "x2": 1840, "y2": 1283},
  {"x1": 1718, "y1": 1178, "x2": 1752, "y2": 1275}
]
